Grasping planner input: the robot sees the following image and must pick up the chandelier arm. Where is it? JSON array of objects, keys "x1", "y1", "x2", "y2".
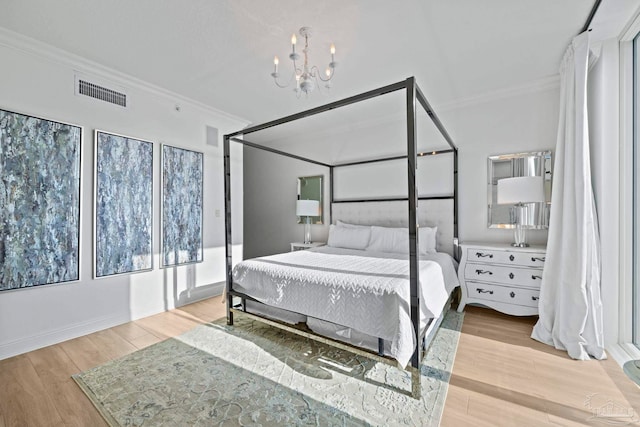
[
  {"x1": 273, "y1": 78, "x2": 291, "y2": 89},
  {"x1": 272, "y1": 69, "x2": 299, "y2": 89},
  {"x1": 292, "y1": 59, "x2": 302, "y2": 77},
  {"x1": 310, "y1": 65, "x2": 335, "y2": 83},
  {"x1": 314, "y1": 73, "x2": 332, "y2": 94}
]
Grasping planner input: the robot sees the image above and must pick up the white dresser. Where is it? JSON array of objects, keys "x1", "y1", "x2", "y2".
[{"x1": 457, "y1": 242, "x2": 546, "y2": 316}]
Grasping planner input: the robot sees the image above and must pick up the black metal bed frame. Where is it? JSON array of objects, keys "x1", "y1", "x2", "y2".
[{"x1": 223, "y1": 77, "x2": 458, "y2": 394}]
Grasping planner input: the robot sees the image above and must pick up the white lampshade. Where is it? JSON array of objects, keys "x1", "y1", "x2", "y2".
[
  {"x1": 497, "y1": 176, "x2": 545, "y2": 204},
  {"x1": 296, "y1": 199, "x2": 320, "y2": 216}
]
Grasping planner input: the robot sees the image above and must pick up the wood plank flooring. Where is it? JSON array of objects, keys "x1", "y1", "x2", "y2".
[
  {"x1": 0, "y1": 297, "x2": 638, "y2": 426},
  {"x1": 0, "y1": 298, "x2": 226, "y2": 427},
  {"x1": 442, "y1": 307, "x2": 640, "y2": 426}
]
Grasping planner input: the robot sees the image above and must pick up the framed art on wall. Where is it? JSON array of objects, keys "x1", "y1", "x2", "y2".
[
  {"x1": 94, "y1": 130, "x2": 154, "y2": 278},
  {"x1": 161, "y1": 144, "x2": 203, "y2": 267},
  {"x1": 0, "y1": 108, "x2": 82, "y2": 291}
]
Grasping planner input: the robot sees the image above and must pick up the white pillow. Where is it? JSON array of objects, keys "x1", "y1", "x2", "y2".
[
  {"x1": 336, "y1": 220, "x2": 369, "y2": 230},
  {"x1": 327, "y1": 224, "x2": 371, "y2": 250},
  {"x1": 365, "y1": 225, "x2": 438, "y2": 254},
  {"x1": 366, "y1": 226, "x2": 408, "y2": 254},
  {"x1": 419, "y1": 226, "x2": 438, "y2": 254}
]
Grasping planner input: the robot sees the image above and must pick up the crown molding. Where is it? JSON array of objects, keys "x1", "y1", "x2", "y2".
[
  {"x1": 0, "y1": 26, "x2": 250, "y2": 126},
  {"x1": 621, "y1": 4, "x2": 640, "y2": 41},
  {"x1": 436, "y1": 75, "x2": 561, "y2": 113}
]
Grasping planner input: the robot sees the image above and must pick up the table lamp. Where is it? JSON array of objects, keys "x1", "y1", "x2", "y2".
[
  {"x1": 497, "y1": 176, "x2": 545, "y2": 247},
  {"x1": 296, "y1": 199, "x2": 320, "y2": 244}
]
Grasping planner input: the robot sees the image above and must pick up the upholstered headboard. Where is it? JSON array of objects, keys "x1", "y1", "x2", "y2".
[{"x1": 331, "y1": 199, "x2": 455, "y2": 257}]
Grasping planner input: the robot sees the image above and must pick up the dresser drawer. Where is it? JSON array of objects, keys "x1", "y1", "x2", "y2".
[
  {"x1": 464, "y1": 263, "x2": 543, "y2": 288},
  {"x1": 466, "y1": 281, "x2": 540, "y2": 308},
  {"x1": 466, "y1": 248, "x2": 546, "y2": 268}
]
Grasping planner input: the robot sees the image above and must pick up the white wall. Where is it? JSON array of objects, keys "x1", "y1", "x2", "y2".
[
  {"x1": 0, "y1": 30, "x2": 248, "y2": 360},
  {"x1": 242, "y1": 146, "x2": 330, "y2": 258},
  {"x1": 243, "y1": 83, "x2": 559, "y2": 256},
  {"x1": 333, "y1": 154, "x2": 454, "y2": 200},
  {"x1": 445, "y1": 87, "x2": 558, "y2": 245}
]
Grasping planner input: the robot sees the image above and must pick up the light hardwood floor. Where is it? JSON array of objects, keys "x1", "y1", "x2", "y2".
[
  {"x1": 0, "y1": 297, "x2": 638, "y2": 426},
  {"x1": 442, "y1": 307, "x2": 640, "y2": 426}
]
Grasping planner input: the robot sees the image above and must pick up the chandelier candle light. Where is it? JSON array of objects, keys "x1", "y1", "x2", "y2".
[{"x1": 271, "y1": 27, "x2": 336, "y2": 96}]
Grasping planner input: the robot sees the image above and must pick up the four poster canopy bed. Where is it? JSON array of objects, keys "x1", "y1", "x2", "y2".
[{"x1": 223, "y1": 77, "x2": 458, "y2": 397}]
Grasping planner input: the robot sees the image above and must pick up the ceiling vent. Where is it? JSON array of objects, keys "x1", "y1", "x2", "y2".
[{"x1": 75, "y1": 74, "x2": 127, "y2": 107}]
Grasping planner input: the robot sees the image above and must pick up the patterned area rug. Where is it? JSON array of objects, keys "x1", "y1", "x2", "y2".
[{"x1": 73, "y1": 310, "x2": 464, "y2": 426}]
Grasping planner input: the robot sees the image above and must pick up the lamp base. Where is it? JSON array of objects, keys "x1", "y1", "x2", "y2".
[
  {"x1": 303, "y1": 218, "x2": 311, "y2": 244},
  {"x1": 513, "y1": 215, "x2": 528, "y2": 248}
]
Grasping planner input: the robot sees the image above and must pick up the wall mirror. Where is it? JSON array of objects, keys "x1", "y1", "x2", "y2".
[
  {"x1": 487, "y1": 151, "x2": 552, "y2": 229},
  {"x1": 297, "y1": 175, "x2": 324, "y2": 224}
]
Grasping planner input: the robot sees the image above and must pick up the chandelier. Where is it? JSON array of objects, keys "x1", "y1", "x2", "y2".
[{"x1": 271, "y1": 27, "x2": 336, "y2": 96}]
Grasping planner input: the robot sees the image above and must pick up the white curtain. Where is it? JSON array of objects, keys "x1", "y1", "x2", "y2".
[{"x1": 531, "y1": 32, "x2": 606, "y2": 360}]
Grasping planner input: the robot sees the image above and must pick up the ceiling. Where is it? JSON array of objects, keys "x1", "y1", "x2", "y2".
[{"x1": 0, "y1": 0, "x2": 636, "y2": 127}]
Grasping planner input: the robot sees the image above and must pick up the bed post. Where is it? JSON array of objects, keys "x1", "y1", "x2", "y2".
[
  {"x1": 329, "y1": 166, "x2": 334, "y2": 223},
  {"x1": 454, "y1": 148, "x2": 459, "y2": 251},
  {"x1": 405, "y1": 77, "x2": 421, "y2": 375},
  {"x1": 223, "y1": 134, "x2": 234, "y2": 325}
]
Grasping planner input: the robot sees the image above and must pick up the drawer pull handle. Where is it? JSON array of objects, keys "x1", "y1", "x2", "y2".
[
  {"x1": 510, "y1": 291, "x2": 516, "y2": 298},
  {"x1": 476, "y1": 288, "x2": 494, "y2": 295},
  {"x1": 532, "y1": 275, "x2": 542, "y2": 280},
  {"x1": 532, "y1": 296, "x2": 539, "y2": 301},
  {"x1": 475, "y1": 252, "x2": 493, "y2": 258},
  {"x1": 475, "y1": 269, "x2": 493, "y2": 275},
  {"x1": 531, "y1": 256, "x2": 546, "y2": 262},
  {"x1": 509, "y1": 254, "x2": 515, "y2": 261},
  {"x1": 509, "y1": 272, "x2": 514, "y2": 279}
]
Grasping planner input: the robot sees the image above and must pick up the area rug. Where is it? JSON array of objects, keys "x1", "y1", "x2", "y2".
[{"x1": 73, "y1": 310, "x2": 464, "y2": 426}]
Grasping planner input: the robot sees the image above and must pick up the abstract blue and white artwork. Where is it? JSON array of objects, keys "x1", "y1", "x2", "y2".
[
  {"x1": 161, "y1": 145, "x2": 203, "y2": 267},
  {"x1": 0, "y1": 109, "x2": 82, "y2": 291},
  {"x1": 95, "y1": 131, "x2": 153, "y2": 277}
]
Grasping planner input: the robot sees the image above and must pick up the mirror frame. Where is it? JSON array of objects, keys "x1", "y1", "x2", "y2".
[
  {"x1": 487, "y1": 151, "x2": 552, "y2": 229},
  {"x1": 297, "y1": 175, "x2": 324, "y2": 224}
]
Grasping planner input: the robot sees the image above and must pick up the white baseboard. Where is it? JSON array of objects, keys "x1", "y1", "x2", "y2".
[
  {"x1": 176, "y1": 282, "x2": 225, "y2": 307},
  {"x1": 607, "y1": 342, "x2": 640, "y2": 367},
  {"x1": 0, "y1": 312, "x2": 131, "y2": 361},
  {"x1": 0, "y1": 283, "x2": 225, "y2": 361},
  {"x1": 129, "y1": 282, "x2": 225, "y2": 321}
]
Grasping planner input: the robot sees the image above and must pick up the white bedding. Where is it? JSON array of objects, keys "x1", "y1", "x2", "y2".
[{"x1": 232, "y1": 246, "x2": 459, "y2": 367}]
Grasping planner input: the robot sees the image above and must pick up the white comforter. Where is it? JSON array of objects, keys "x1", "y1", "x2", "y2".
[{"x1": 232, "y1": 246, "x2": 458, "y2": 367}]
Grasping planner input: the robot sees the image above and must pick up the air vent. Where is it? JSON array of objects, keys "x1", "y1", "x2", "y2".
[{"x1": 77, "y1": 78, "x2": 127, "y2": 107}]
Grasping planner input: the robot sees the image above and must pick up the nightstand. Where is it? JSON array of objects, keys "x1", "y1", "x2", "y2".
[
  {"x1": 290, "y1": 242, "x2": 326, "y2": 252},
  {"x1": 457, "y1": 242, "x2": 546, "y2": 316}
]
